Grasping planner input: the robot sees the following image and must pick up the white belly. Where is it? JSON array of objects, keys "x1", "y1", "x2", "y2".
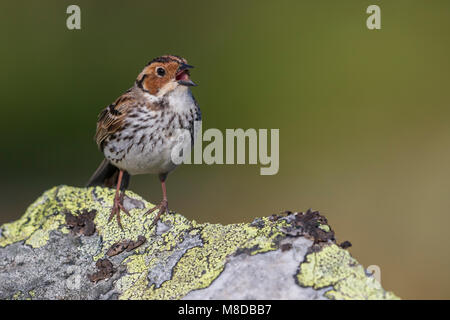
[{"x1": 114, "y1": 129, "x2": 183, "y2": 175}]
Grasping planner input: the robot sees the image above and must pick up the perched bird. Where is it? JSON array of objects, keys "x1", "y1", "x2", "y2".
[{"x1": 86, "y1": 55, "x2": 201, "y2": 228}]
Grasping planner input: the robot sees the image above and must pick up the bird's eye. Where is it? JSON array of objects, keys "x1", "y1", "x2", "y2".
[{"x1": 156, "y1": 67, "x2": 166, "y2": 77}]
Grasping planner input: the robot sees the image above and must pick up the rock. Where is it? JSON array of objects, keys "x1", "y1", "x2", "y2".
[{"x1": 0, "y1": 186, "x2": 399, "y2": 300}]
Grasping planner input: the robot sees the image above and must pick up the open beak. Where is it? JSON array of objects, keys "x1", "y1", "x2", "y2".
[{"x1": 176, "y1": 63, "x2": 197, "y2": 87}]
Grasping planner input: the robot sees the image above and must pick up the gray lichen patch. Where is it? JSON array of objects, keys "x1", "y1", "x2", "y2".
[
  {"x1": 147, "y1": 232, "x2": 203, "y2": 288},
  {"x1": 0, "y1": 231, "x2": 116, "y2": 300},
  {"x1": 183, "y1": 237, "x2": 328, "y2": 300}
]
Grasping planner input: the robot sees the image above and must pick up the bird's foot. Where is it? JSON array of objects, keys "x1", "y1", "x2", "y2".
[
  {"x1": 109, "y1": 192, "x2": 131, "y2": 229},
  {"x1": 144, "y1": 199, "x2": 168, "y2": 227}
]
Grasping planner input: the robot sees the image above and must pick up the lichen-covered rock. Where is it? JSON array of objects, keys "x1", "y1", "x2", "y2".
[{"x1": 0, "y1": 185, "x2": 399, "y2": 300}]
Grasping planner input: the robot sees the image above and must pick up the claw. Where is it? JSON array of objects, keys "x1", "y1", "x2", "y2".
[
  {"x1": 144, "y1": 199, "x2": 168, "y2": 227},
  {"x1": 109, "y1": 191, "x2": 130, "y2": 229}
]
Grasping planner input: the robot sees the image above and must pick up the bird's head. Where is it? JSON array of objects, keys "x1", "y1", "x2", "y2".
[{"x1": 135, "y1": 55, "x2": 196, "y2": 97}]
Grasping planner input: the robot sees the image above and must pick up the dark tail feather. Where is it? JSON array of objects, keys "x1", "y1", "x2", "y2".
[{"x1": 86, "y1": 159, "x2": 130, "y2": 190}]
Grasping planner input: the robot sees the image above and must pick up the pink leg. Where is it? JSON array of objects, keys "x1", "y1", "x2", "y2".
[
  {"x1": 108, "y1": 170, "x2": 131, "y2": 229},
  {"x1": 144, "y1": 173, "x2": 169, "y2": 227}
]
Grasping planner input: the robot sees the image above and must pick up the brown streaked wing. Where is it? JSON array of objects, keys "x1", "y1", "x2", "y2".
[{"x1": 95, "y1": 94, "x2": 135, "y2": 151}]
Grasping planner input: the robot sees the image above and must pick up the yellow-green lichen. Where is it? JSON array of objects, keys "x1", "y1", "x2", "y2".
[
  {"x1": 0, "y1": 185, "x2": 287, "y2": 300},
  {"x1": 318, "y1": 224, "x2": 330, "y2": 232},
  {"x1": 0, "y1": 187, "x2": 66, "y2": 248},
  {"x1": 297, "y1": 244, "x2": 400, "y2": 300},
  {"x1": 1, "y1": 185, "x2": 398, "y2": 300},
  {"x1": 12, "y1": 291, "x2": 22, "y2": 300},
  {"x1": 117, "y1": 215, "x2": 285, "y2": 300},
  {"x1": 0, "y1": 185, "x2": 137, "y2": 249},
  {"x1": 11, "y1": 290, "x2": 34, "y2": 300}
]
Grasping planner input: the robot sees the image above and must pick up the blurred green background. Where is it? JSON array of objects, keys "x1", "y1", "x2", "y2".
[{"x1": 1, "y1": 0, "x2": 450, "y2": 299}]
